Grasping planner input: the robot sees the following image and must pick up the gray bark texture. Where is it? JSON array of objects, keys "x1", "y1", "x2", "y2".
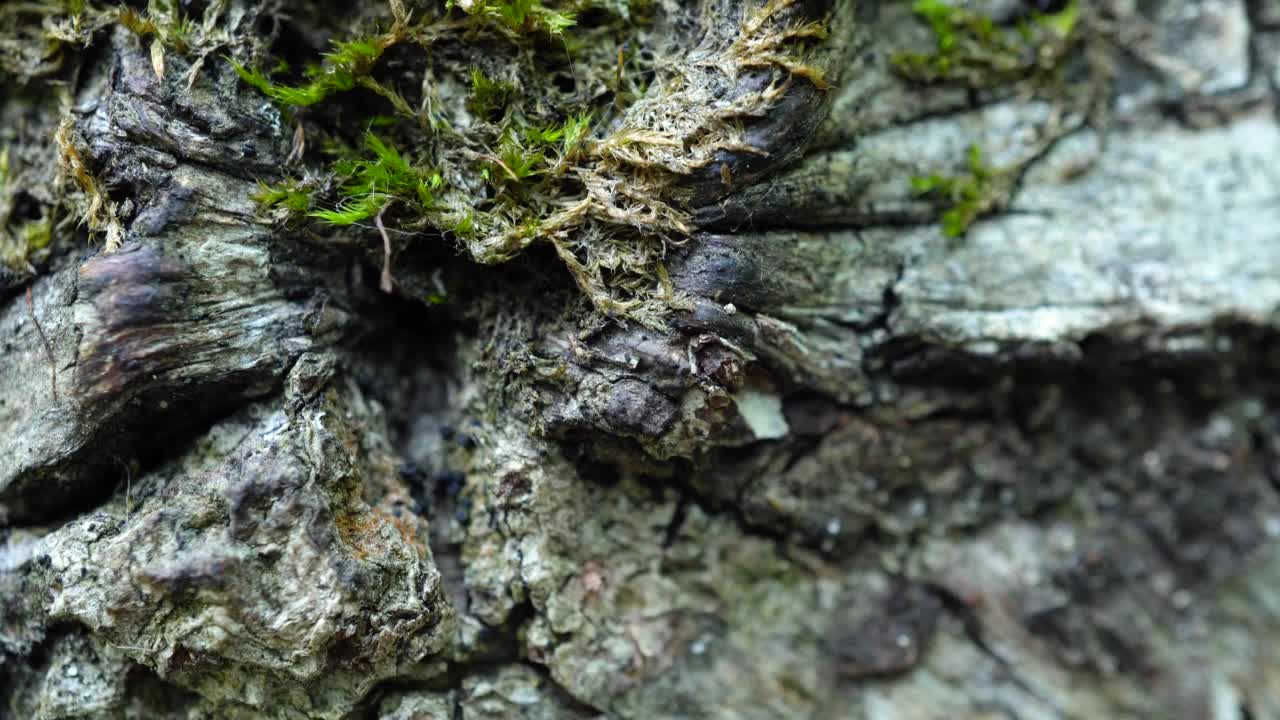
[{"x1": 3, "y1": 0, "x2": 1280, "y2": 718}]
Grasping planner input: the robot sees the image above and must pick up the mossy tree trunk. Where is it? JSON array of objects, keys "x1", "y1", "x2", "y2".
[{"x1": 4, "y1": 1, "x2": 1280, "y2": 718}]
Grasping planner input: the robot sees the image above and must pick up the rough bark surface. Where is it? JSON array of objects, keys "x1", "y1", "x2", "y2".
[{"x1": 3, "y1": 1, "x2": 1280, "y2": 719}]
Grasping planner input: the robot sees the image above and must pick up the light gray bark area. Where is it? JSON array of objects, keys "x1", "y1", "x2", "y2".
[
  {"x1": 4, "y1": 1, "x2": 1280, "y2": 719},
  {"x1": 892, "y1": 111, "x2": 1280, "y2": 345}
]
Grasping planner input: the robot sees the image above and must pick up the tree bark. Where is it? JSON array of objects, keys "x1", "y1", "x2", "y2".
[{"x1": 3, "y1": 0, "x2": 1280, "y2": 718}]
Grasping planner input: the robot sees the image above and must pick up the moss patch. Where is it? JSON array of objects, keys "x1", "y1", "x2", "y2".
[
  {"x1": 236, "y1": 0, "x2": 831, "y2": 327},
  {"x1": 894, "y1": 0, "x2": 1115, "y2": 237},
  {"x1": 910, "y1": 144, "x2": 1010, "y2": 238},
  {"x1": 892, "y1": 0, "x2": 1080, "y2": 88}
]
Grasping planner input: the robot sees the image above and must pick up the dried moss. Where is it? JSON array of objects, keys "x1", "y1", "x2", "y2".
[
  {"x1": 0, "y1": 0, "x2": 261, "y2": 86},
  {"x1": 0, "y1": 0, "x2": 289, "y2": 283},
  {"x1": 54, "y1": 117, "x2": 123, "y2": 252},
  {"x1": 0, "y1": 0, "x2": 111, "y2": 83}
]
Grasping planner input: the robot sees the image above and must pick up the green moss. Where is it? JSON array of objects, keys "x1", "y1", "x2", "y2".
[
  {"x1": 0, "y1": 146, "x2": 57, "y2": 274},
  {"x1": 309, "y1": 195, "x2": 387, "y2": 226},
  {"x1": 451, "y1": 209, "x2": 477, "y2": 238},
  {"x1": 898, "y1": 1, "x2": 1103, "y2": 238},
  {"x1": 257, "y1": 131, "x2": 444, "y2": 227},
  {"x1": 236, "y1": 3, "x2": 616, "y2": 243},
  {"x1": 529, "y1": 112, "x2": 593, "y2": 156},
  {"x1": 117, "y1": 1, "x2": 203, "y2": 54},
  {"x1": 254, "y1": 180, "x2": 312, "y2": 214},
  {"x1": 229, "y1": 37, "x2": 388, "y2": 108},
  {"x1": 22, "y1": 218, "x2": 52, "y2": 251},
  {"x1": 893, "y1": 0, "x2": 1080, "y2": 87},
  {"x1": 910, "y1": 144, "x2": 1008, "y2": 238},
  {"x1": 304, "y1": 132, "x2": 441, "y2": 225},
  {"x1": 467, "y1": 69, "x2": 516, "y2": 121},
  {"x1": 233, "y1": 0, "x2": 829, "y2": 326},
  {"x1": 1039, "y1": 2, "x2": 1080, "y2": 37},
  {"x1": 493, "y1": 131, "x2": 544, "y2": 183},
  {"x1": 448, "y1": 0, "x2": 577, "y2": 37},
  {"x1": 229, "y1": 0, "x2": 586, "y2": 113}
]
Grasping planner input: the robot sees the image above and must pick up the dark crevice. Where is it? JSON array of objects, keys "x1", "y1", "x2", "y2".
[
  {"x1": 1244, "y1": 0, "x2": 1280, "y2": 122},
  {"x1": 547, "y1": 320, "x2": 1280, "y2": 567},
  {"x1": 824, "y1": 255, "x2": 905, "y2": 337},
  {"x1": 661, "y1": 493, "x2": 691, "y2": 548},
  {"x1": 361, "y1": 657, "x2": 605, "y2": 720},
  {"x1": 356, "y1": 600, "x2": 606, "y2": 719},
  {"x1": 924, "y1": 582, "x2": 1057, "y2": 710},
  {"x1": 663, "y1": 471, "x2": 793, "y2": 549},
  {"x1": 1156, "y1": 84, "x2": 1271, "y2": 129},
  {"x1": 1254, "y1": 422, "x2": 1280, "y2": 498},
  {"x1": 999, "y1": 118, "x2": 1093, "y2": 213},
  {"x1": 1246, "y1": 0, "x2": 1280, "y2": 30},
  {"x1": 777, "y1": 434, "x2": 825, "y2": 474},
  {"x1": 696, "y1": 206, "x2": 939, "y2": 235},
  {"x1": 518, "y1": 660, "x2": 609, "y2": 716},
  {"x1": 2, "y1": 382, "x2": 283, "y2": 530},
  {"x1": 0, "y1": 622, "x2": 201, "y2": 719},
  {"x1": 565, "y1": 441, "x2": 796, "y2": 551}
]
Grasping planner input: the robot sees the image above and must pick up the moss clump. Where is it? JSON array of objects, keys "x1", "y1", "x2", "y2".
[
  {"x1": 311, "y1": 132, "x2": 442, "y2": 226},
  {"x1": 466, "y1": 69, "x2": 517, "y2": 122},
  {"x1": 235, "y1": 0, "x2": 831, "y2": 327},
  {"x1": 231, "y1": 38, "x2": 392, "y2": 108},
  {"x1": 448, "y1": 0, "x2": 578, "y2": 37},
  {"x1": 0, "y1": 1, "x2": 113, "y2": 83},
  {"x1": 0, "y1": 147, "x2": 57, "y2": 277},
  {"x1": 910, "y1": 144, "x2": 1009, "y2": 238},
  {"x1": 118, "y1": 1, "x2": 197, "y2": 55},
  {"x1": 895, "y1": 0, "x2": 1113, "y2": 238},
  {"x1": 54, "y1": 118, "x2": 123, "y2": 252},
  {"x1": 0, "y1": 0, "x2": 263, "y2": 86},
  {"x1": 892, "y1": 0, "x2": 1080, "y2": 88},
  {"x1": 255, "y1": 180, "x2": 312, "y2": 215}
]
